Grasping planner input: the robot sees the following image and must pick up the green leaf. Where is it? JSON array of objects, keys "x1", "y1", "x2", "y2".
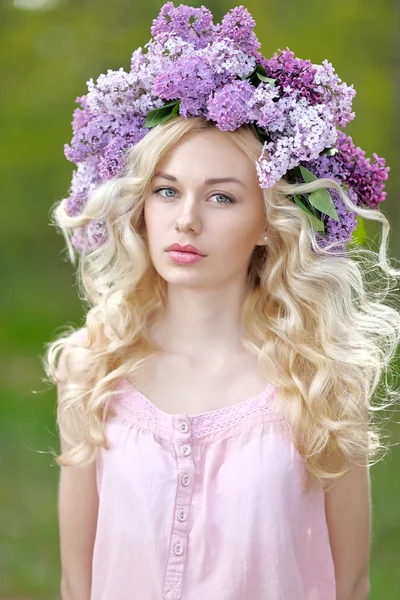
[
  {"x1": 171, "y1": 101, "x2": 180, "y2": 115},
  {"x1": 321, "y1": 147, "x2": 338, "y2": 157},
  {"x1": 308, "y1": 189, "x2": 340, "y2": 221},
  {"x1": 299, "y1": 166, "x2": 340, "y2": 221},
  {"x1": 256, "y1": 73, "x2": 276, "y2": 87},
  {"x1": 293, "y1": 195, "x2": 325, "y2": 232},
  {"x1": 144, "y1": 109, "x2": 167, "y2": 128},
  {"x1": 242, "y1": 63, "x2": 270, "y2": 83},
  {"x1": 299, "y1": 165, "x2": 318, "y2": 183},
  {"x1": 255, "y1": 64, "x2": 267, "y2": 76},
  {"x1": 144, "y1": 101, "x2": 180, "y2": 128},
  {"x1": 153, "y1": 101, "x2": 181, "y2": 127}
]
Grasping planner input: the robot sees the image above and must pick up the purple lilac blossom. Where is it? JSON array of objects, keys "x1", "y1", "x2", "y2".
[
  {"x1": 299, "y1": 131, "x2": 389, "y2": 248},
  {"x1": 335, "y1": 131, "x2": 389, "y2": 209},
  {"x1": 313, "y1": 60, "x2": 356, "y2": 128},
  {"x1": 319, "y1": 186, "x2": 359, "y2": 248},
  {"x1": 288, "y1": 166, "x2": 359, "y2": 250},
  {"x1": 200, "y1": 39, "x2": 256, "y2": 86},
  {"x1": 60, "y1": 2, "x2": 386, "y2": 254},
  {"x1": 154, "y1": 54, "x2": 215, "y2": 117},
  {"x1": 86, "y1": 67, "x2": 164, "y2": 119},
  {"x1": 262, "y1": 49, "x2": 356, "y2": 128},
  {"x1": 207, "y1": 80, "x2": 255, "y2": 130},
  {"x1": 64, "y1": 112, "x2": 115, "y2": 163},
  {"x1": 214, "y1": 5, "x2": 262, "y2": 57},
  {"x1": 85, "y1": 68, "x2": 144, "y2": 115},
  {"x1": 129, "y1": 42, "x2": 167, "y2": 90},
  {"x1": 255, "y1": 97, "x2": 338, "y2": 188},
  {"x1": 304, "y1": 131, "x2": 389, "y2": 209},
  {"x1": 65, "y1": 157, "x2": 101, "y2": 216},
  {"x1": 248, "y1": 82, "x2": 285, "y2": 130},
  {"x1": 98, "y1": 119, "x2": 148, "y2": 180},
  {"x1": 98, "y1": 136, "x2": 130, "y2": 181},
  {"x1": 150, "y1": 2, "x2": 215, "y2": 49}
]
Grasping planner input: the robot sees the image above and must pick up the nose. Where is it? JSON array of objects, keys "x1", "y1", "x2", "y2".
[{"x1": 175, "y1": 195, "x2": 202, "y2": 233}]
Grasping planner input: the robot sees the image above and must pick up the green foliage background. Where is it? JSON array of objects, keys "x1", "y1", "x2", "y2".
[{"x1": 0, "y1": 0, "x2": 399, "y2": 597}]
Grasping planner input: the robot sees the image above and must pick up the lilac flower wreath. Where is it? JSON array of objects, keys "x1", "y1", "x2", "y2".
[{"x1": 62, "y1": 2, "x2": 390, "y2": 254}]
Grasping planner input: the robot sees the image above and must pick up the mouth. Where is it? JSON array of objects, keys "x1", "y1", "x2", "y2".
[
  {"x1": 166, "y1": 246, "x2": 206, "y2": 256},
  {"x1": 166, "y1": 249, "x2": 206, "y2": 263}
]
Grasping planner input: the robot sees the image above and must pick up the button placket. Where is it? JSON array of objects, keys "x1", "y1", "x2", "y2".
[{"x1": 162, "y1": 417, "x2": 196, "y2": 600}]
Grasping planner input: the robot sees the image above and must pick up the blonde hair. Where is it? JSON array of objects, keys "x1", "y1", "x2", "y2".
[{"x1": 43, "y1": 115, "x2": 400, "y2": 494}]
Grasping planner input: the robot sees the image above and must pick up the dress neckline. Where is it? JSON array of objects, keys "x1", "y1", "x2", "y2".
[{"x1": 120, "y1": 376, "x2": 276, "y2": 420}]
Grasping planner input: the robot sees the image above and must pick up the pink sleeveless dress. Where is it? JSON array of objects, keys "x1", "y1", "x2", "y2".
[{"x1": 89, "y1": 377, "x2": 336, "y2": 600}]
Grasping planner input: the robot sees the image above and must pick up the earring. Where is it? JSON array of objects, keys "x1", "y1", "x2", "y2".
[{"x1": 264, "y1": 236, "x2": 268, "y2": 242}]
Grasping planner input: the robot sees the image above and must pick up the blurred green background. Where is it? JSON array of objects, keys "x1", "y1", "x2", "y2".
[{"x1": 1, "y1": 0, "x2": 399, "y2": 598}]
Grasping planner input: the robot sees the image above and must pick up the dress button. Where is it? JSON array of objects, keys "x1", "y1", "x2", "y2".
[
  {"x1": 173, "y1": 542, "x2": 184, "y2": 556},
  {"x1": 181, "y1": 473, "x2": 191, "y2": 486},
  {"x1": 177, "y1": 508, "x2": 187, "y2": 521},
  {"x1": 182, "y1": 444, "x2": 191, "y2": 456},
  {"x1": 179, "y1": 421, "x2": 189, "y2": 433}
]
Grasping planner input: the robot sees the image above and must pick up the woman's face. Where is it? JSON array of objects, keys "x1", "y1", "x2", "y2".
[{"x1": 143, "y1": 126, "x2": 268, "y2": 290}]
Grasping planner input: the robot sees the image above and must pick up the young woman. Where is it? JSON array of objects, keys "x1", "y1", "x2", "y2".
[{"x1": 43, "y1": 4, "x2": 400, "y2": 600}]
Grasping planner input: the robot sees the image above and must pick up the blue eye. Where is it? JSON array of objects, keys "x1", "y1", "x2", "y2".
[
  {"x1": 212, "y1": 193, "x2": 235, "y2": 205},
  {"x1": 152, "y1": 187, "x2": 176, "y2": 198},
  {"x1": 151, "y1": 187, "x2": 236, "y2": 205}
]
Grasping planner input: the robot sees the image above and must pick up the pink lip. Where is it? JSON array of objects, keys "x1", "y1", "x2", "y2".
[
  {"x1": 166, "y1": 243, "x2": 206, "y2": 255},
  {"x1": 166, "y1": 250, "x2": 206, "y2": 264}
]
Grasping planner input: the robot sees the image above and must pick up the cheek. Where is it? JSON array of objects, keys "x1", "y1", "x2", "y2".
[
  {"x1": 143, "y1": 200, "x2": 153, "y2": 230},
  {"x1": 144, "y1": 202, "x2": 163, "y2": 240},
  {"x1": 223, "y1": 219, "x2": 259, "y2": 252}
]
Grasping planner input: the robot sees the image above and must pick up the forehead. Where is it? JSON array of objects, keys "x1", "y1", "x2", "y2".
[
  {"x1": 155, "y1": 129, "x2": 256, "y2": 184},
  {"x1": 154, "y1": 170, "x2": 247, "y2": 188}
]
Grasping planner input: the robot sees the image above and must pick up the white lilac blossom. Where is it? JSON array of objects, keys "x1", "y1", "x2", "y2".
[{"x1": 61, "y1": 2, "x2": 389, "y2": 253}]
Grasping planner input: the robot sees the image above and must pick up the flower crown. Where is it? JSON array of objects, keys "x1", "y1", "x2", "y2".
[{"x1": 62, "y1": 2, "x2": 389, "y2": 254}]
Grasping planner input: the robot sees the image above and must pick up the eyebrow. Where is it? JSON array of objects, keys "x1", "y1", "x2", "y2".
[{"x1": 153, "y1": 171, "x2": 247, "y2": 188}]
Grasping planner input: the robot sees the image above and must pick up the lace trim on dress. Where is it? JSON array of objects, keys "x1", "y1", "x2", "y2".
[{"x1": 113, "y1": 378, "x2": 280, "y2": 439}]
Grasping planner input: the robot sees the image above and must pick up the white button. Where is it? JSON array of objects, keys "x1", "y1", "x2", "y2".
[
  {"x1": 179, "y1": 421, "x2": 189, "y2": 433},
  {"x1": 173, "y1": 542, "x2": 184, "y2": 556},
  {"x1": 177, "y1": 509, "x2": 187, "y2": 521},
  {"x1": 181, "y1": 473, "x2": 191, "y2": 486},
  {"x1": 182, "y1": 444, "x2": 191, "y2": 456}
]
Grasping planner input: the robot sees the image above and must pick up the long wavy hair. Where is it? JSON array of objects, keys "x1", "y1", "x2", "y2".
[{"x1": 43, "y1": 115, "x2": 400, "y2": 494}]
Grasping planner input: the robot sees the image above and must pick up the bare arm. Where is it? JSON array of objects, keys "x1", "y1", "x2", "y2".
[
  {"x1": 57, "y1": 334, "x2": 99, "y2": 600},
  {"x1": 324, "y1": 456, "x2": 371, "y2": 600},
  {"x1": 58, "y1": 436, "x2": 99, "y2": 600}
]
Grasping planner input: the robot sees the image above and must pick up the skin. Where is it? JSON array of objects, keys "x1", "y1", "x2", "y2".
[{"x1": 143, "y1": 126, "x2": 268, "y2": 359}]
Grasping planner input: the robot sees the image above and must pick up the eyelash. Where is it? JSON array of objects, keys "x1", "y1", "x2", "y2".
[{"x1": 151, "y1": 186, "x2": 236, "y2": 205}]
